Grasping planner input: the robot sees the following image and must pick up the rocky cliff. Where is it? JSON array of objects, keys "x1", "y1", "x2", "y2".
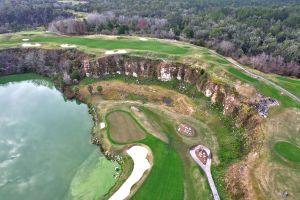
[{"x1": 0, "y1": 48, "x2": 263, "y2": 138}]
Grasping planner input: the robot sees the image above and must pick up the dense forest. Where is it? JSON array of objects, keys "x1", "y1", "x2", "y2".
[
  {"x1": 0, "y1": 0, "x2": 71, "y2": 33},
  {"x1": 1, "y1": 0, "x2": 300, "y2": 77}
]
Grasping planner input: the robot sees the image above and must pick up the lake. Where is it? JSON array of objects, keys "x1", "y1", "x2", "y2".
[{"x1": 0, "y1": 75, "x2": 118, "y2": 200}]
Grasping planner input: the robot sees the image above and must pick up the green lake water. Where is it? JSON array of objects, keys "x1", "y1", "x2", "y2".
[{"x1": 0, "y1": 76, "x2": 118, "y2": 200}]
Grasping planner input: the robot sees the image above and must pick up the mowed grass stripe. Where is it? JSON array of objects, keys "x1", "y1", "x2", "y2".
[
  {"x1": 1, "y1": 36, "x2": 189, "y2": 55},
  {"x1": 106, "y1": 111, "x2": 145, "y2": 143},
  {"x1": 105, "y1": 110, "x2": 184, "y2": 200},
  {"x1": 274, "y1": 141, "x2": 300, "y2": 163},
  {"x1": 132, "y1": 107, "x2": 184, "y2": 200}
]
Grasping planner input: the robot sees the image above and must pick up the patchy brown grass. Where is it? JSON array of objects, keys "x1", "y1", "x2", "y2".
[
  {"x1": 87, "y1": 80, "x2": 196, "y2": 115},
  {"x1": 107, "y1": 111, "x2": 146, "y2": 143},
  {"x1": 227, "y1": 108, "x2": 300, "y2": 200}
]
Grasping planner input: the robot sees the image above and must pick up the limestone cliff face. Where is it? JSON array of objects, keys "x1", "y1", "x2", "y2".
[
  {"x1": 0, "y1": 48, "x2": 261, "y2": 130},
  {"x1": 0, "y1": 48, "x2": 90, "y2": 83}
]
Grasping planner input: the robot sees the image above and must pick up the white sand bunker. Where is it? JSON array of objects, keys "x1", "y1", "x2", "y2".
[
  {"x1": 22, "y1": 43, "x2": 41, "y2": 47},
  {"x1": 139, "y1": 37, "x2": 148, "y2": 41},
  {"x1": 60, "y1": 44, "x2": 77, "y2": 48},
  {"x1": 105, "y1": 50, "x2": 127, "y2": 55},
  {"x1": 109, "y1": 145, "x2": 151, "y2": 200},
  {"x1": 22, "y1": 38, "x2": 29, "y2": 41}
]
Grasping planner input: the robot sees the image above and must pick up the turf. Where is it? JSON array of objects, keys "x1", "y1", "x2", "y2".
[
  {"x1": 273, "y1": 76, "x2": 300, "y2": 98},
  {"x1": 0, "y1": 35, "x2": 188, "y2": 55},
  {"x1": 105, "y1": 110, "x2": 185, "y2": 200},
  {"x1": 106, "y1": 111, "x2": 146, "y2": 143},
  {"x1": 274, "y1": 141, "x2": 300, "y2": 163},
  {"x1": 135, "y1": 107, "x2": 213, "y2": 200}
]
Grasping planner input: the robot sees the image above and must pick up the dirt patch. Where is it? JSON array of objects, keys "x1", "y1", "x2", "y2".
[
  {"x1": 92, "y1": 81, "x2": 196, "y2": 115},
  {"x1": 107, "y1": 111, "x2": 146, "y2": 143}
]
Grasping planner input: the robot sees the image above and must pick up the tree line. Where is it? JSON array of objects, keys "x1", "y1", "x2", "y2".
[{"x1": 1, "y1": 0, "x2": 300, "y2": 77}]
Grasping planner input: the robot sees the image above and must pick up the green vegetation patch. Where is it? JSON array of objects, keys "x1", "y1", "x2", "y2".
[
  {"x1": 0, "y1": 73, "x2": 50, "y2": 85},
  {"x1": 105, "y1": 109, "x2": 184, "y2": 200},
  {"x1": 69, "y1": 151, "x2": 119, "y2": 200},
  {"x1": 0, "y1": 35, "x2": 189, "y2": 55},
  {"x1": 274, "y1": 76, "x2": 300, "y2": 99},
  {"x1": 274, "y1": 141, "x2": 300, "y2": 163},
  {"x1": 106, "y1": 111, "x2": 146, "y2": 143}
]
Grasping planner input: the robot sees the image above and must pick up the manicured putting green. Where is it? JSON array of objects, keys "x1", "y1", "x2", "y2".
[
  {"x1": 274, "y1": 141, "x2": 300, "y2": 162},
  {"x1": 107, "y1": 111, "x2": 146, "y2": 143}
]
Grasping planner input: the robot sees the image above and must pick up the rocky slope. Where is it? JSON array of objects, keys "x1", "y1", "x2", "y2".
[
  {"x1": 0, "y1": 48, "x2": 266, "y2": 125},
  {"x1": 0, "y1": 48, "x2": 266, "y2": 128}
]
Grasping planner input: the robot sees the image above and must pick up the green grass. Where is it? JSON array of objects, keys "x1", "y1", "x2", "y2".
[
  {"x1": 0, "y1": 35, "x2": 188, "y2": 56},
  {"x1": 105, "y1": 110, "x2": 185, "y2": 200},
  {"x1": 274, "y1": 141, "x2": 300, "y2": 163},
  {"x1": 68, "y1": 151, "x2": 119, "y2": 200},
  {"x1": 0, "y1": 73, "x2": 50, "y2": 84},
  {"x1": 126, "y1": 93, "x2": 148, "y2": 103},
  {"x1": 137, "y1": 107, "x2": 213, "y2": 200},
  {"x1": 276, "y1": 76, "x2": 300, "y2": 85},
  {"x1": 273, "y1": 76, "x2": 300, "y2": 99},
  {"x1": 228, "y1": 67, "x2": 258, "y2": 83},
  {"x1": 228, "y1": 67, "x2": 299, "y2": 108}
]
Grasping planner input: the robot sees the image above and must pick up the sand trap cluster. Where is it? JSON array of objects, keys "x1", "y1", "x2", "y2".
[
  {"x1": 22, "y1": 39, "x2": 30, "y2": 41},
  {"x1": 109, "y1": 145, "x2": 151, "y2": 200},
  {"x1": 105, "y1": 50, "x2": 127, "y2": 55},
  {"x1": 139, "y1": 37, "x2": 148, "y2": 41},
  {"x1": 60, "y1": 44, "x2": 77, "y2": 48},
  {"x1": 21, "y1": 43, "x2": 41, "y2": 47}
]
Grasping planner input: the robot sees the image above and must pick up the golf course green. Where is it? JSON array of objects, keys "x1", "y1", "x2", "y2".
[{"x1": 274, "y1": 141, "x2": 300, "y2": 163}]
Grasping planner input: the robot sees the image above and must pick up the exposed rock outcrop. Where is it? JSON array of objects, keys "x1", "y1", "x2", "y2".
[{"x1": 0, "y1": 48, "x2": 272, "y2": 125}]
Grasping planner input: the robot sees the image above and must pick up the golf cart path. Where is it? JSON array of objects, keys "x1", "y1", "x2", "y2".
[
  {"x1": 190, "y1": 145, "x2": 220, "y2": 200},
  {"x1": 208, "y1": 50, "x2": 300, "y2": 104}
]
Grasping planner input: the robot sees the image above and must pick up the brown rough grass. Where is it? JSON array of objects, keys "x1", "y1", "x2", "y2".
[{"x1": 107, "y1": 111, "x2": 146, "y2": 143}]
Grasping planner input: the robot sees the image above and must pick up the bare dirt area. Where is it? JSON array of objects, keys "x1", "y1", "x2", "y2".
[
  {"x1": 88, "y1": 80, "x2": 196, "y2": 115},
  {"x1": 107, "y1": 111, "x2": 146, "y2": 143}
]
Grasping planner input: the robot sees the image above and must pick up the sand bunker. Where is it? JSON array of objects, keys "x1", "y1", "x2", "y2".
[
  {"x1": 22, "y1": 39, "x2": 29, "y2": 41},
  {"x1": 105, "y1": 50, "x2": 127, "y2": 55},
  {"x1": 60, "y1": 44, "x2": 77, "y2": 48},
  {"x1": 100, "y1": 122, "x2": 106, "y2": 129},
  {"x1": 109, "y1": 145, "x2": 151, "y2": 200},
  {"x1": 21, "y1": 43, "x2": 41, "y2": 47},
  {"x1": 139, "y1": 37, "x2": 148, "y2": 41}
]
